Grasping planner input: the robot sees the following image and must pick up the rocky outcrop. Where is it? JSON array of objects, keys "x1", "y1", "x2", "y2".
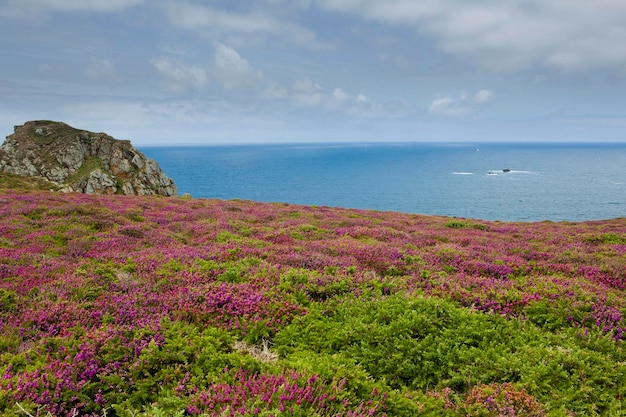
[{"x1": 0, "y1": 121, "x2": 177, "y2": 196}]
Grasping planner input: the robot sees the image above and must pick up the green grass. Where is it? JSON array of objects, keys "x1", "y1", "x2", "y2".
[
  {"x1": 65, "y1": 156, "x2": 105, "y2": 184},
  {"x1": 0, "y1": 172, "x2": 59, "y2": 191}
]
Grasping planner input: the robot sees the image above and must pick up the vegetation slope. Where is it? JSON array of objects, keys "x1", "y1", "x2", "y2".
[{"x1": 1, "y1": 178, "x2": 625, "y2": 416}]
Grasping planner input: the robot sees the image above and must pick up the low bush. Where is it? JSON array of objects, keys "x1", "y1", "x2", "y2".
[{"x1": 0, "y1": 188, "x2": 625, "y2": 415}]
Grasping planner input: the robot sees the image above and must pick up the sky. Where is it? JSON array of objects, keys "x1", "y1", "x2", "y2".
[{"x1": 1, "y1": 0, "x2": 626, "y2": 145}]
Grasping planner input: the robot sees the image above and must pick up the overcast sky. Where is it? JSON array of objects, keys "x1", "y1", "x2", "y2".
[{"x1": 1, "y1": 0, "x2": 625, "y2": 145}]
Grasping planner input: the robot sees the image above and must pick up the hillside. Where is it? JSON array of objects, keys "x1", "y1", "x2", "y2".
[
  {"x1": 0, "y1": 121, "x2": 177, "y2": 196},
  {"x1": 0, "y1": 188, "x2": 625, "y2": 416}
]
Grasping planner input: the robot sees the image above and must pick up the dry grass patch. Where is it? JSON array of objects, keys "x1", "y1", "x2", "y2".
[{"x1": 233, "y1": 339, "x2": 278, "y2": 364}]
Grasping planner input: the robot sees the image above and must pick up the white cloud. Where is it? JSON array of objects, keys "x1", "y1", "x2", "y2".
[
  {"x1": 473, "y1": 89, "x2": 494, "y2": 104},
  {"x1": 355, "y1": 94, "x2": 372, "y2": 105},
  {"x1": 293, "y1": 79, "x2": 324, "y2": 106},
  {"x1": 159, "y1": 2, "x2": 276, "y2": 33},
  {"x1": 151, "y1": 58, "x2": 209, "y2": 92},
  {"x1": 149, "y1": 43, "x2": 381, "y2": 118},
  {"x1": 212, "y1": 42, "x2": 266, "y2": 91},
  {"x1": 293, "y1": 78, "x2": 323, "y2": 94},
  {"x1": 316, "y1": 0, "x2": 626, "y2": 73},
  {"x1": 152, "y1": 43, "x2": 284, "y2": 97},
  {"x1": 333, "y1": 88, "x2": 349, "y2": 103},
  {"x1": 158, "y1": 1, "x2": 317, "y2": 47},
  {"x1": 2, "y1": 0, "x2": 144, "y2": 14},
  {"x1": 261, "y1": 0, "x2": 313, "y2": 11},
  {"x1": 429, "y1": 97, "x2": 462, "y2": 116},
  {"x1": 291, "y1": 78, "x2": 374, "y2": 115},
  {"x1": 429, "y1": 89, "x2": 493, "y2": 116},
  {"x1": 293, "y1": 80, "x2": 375, "y2": 115}
]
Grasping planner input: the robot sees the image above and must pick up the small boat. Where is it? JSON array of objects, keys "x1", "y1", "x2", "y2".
[{"x1": 502, "y1": 168, "x2": 511, "y2": 173}]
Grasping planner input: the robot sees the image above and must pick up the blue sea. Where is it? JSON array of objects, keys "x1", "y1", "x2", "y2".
[{"x1": 140, "y1": 143, "x2": 626, "y2": 222}]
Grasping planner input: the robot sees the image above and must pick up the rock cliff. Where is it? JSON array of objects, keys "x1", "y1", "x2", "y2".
[{"x1": 0, "y1": 120, "x2": 177, "y2": 196}]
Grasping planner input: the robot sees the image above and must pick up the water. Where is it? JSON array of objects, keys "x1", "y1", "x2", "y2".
[{"x1": 140, "y1": 143, "x2": 626, "y2": 222}]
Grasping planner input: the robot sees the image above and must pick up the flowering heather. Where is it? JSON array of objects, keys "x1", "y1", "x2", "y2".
[{"x1": 0, "y1": 188, "x2": 625, "y2": 416}]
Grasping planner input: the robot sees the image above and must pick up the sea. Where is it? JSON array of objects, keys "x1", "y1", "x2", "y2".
[{"x1": 140, "y1": 143, "x2": 626, "y2": 222}]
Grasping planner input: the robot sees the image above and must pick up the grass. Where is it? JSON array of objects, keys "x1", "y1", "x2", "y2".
[
  {"x1": 64, "y1": 156, "x2": 105, "y2": 185},
  {"x1": 0, "y1": 173, "x2": 59, "y2": 191}
]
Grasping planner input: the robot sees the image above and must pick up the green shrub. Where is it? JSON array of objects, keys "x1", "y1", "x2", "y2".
[
  {"x1": 274, "y1": 294, "x2": 626, "y2": 415},
  {"x1": 583, "y1": 233, "x2": 626, "y2": 245},
  {"x1": 0, "y1": 289, "x2": 18, "y2": 313},
  {"x1": 444, "y1": 220, "x2": 488, "y2": 230}
]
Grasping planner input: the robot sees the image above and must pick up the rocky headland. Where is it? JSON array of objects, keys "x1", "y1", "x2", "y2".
[{"x1": 0, "y1": 120, "x2": 177, "y2": 196}]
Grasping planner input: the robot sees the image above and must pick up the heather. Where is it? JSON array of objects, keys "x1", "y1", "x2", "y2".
[{"x1": 0, "y1": 188, "x2": 625, "y2": 416}]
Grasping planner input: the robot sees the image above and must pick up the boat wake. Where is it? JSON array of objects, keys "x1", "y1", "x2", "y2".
[{"x1": 487, "y1": 169, "x2": 537, "y2": 175}]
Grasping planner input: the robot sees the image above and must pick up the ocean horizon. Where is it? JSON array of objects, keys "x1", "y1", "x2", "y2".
[{"x1": 140, "y1": 142, "x2": 626, "y2": 222}]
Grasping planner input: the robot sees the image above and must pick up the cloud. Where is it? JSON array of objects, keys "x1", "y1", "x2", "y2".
[
  {"x1": 429, "y1": 97, "x2": 462, "y2": 116},
  {"x1": 429, "y1": 89, "x2": 493, "y2": 116},
  {"x1": 150, "y1": 43, "x2": 380, "y2": 118},
  {"x1": 293, "y1": 79, "x2": 375, "y2": 115},
  {"x1": 355, "y1": 94, "x2": 372, "y2": 105},
  {"x1": 151, "y1": 43, "x2": 284, "y2": 97},
  {"x1": 158, "y1": 1, "x2": 317, "y2": 47},
  {"x1": 473, "y1": 89, "x2": 494, "y2": 104},
  {"x1": 292, "y1": 78, "x2": 324, "y2": 106},
  {"x1": 333, "y1": 88, "x2": 349, "y2": 103},
  {"x1": 151, "y1": 58, "x2": 209, "y2": 92},
  {"x1": 315, "y1": 0, "x2": 626, "y2": 73},
  {"x1": 212, "y1": 42, "x2": 266, "y2": 91},
  {"x1": 159, "y1": 2, "x2": 276, "y2": 33},
  {"x1": 261, "y1": 0, "x2": 313, "y2": 12},
  {"x1": 2, "y1": 0, "x2": 144, "y2": 14}
]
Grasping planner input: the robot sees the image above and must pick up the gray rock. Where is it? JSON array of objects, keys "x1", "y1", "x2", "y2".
[
  {"x1": 131, "y1": 153, "x2": 145, "y2": 170},
  {"x1": 82, "y1": 169, "x2": 117, "y2": 194},
  {"x1": 0, "y1": 120, "x2": 178, "y2": 196}
]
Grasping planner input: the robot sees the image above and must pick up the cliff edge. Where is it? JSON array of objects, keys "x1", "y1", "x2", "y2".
[{"x1": 0, "y1": 121, "x2": 177, "y2": 196}]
